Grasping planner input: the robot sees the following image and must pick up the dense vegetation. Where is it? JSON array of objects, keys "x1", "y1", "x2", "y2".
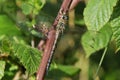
[{"x1": 0, "y1": 0, "x2": 120, "y2": 80}]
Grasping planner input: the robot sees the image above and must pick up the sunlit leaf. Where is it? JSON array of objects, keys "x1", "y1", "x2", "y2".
[
  {"x1": 81, "y1": 25, "x2": 112, "y2": 57},
  {"x1": 0, "y1": 61, "x2": 6, "y2": 80},
  {"x1": 13, "y1": 43, "x2": 41, "y2": 75},
  {"x1": 84, "y1": 0, "x2": 118, "y2": 31},
  {"x1": 110, "y1": 16, "x2": 120, "y2": 52},
  {"x1": 20, "y1": 0, "x2": 46, "y2": 15},
  {"x1": 0, "y1": 35, "x2": 40, "y2": 75},
  {"x1": 21, "y1": 3, "x2": 33, "y2": 15},
  {"x1": 0, "y1": 15, "x2": 21, "y2": 36}
]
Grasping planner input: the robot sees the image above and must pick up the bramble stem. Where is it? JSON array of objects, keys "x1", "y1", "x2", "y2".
[{"x1": 36, "y1": 0, "x2": 72, "y2": 80}]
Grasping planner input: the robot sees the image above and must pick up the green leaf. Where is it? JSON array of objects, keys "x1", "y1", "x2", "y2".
[
  {"x1": 31, "y1": 30, "x2": 44, "y2": 38},
  {"x1": 0, "y1": 61, "x2": 6, "y2": 80},
  {"x1": 81, "y1": 25, "x2": 112, "y2": 57},
  {"x1": 84, "y1": 0, "x2": 118, "y2": 31},
  {"x1": 56, "y1": 65, "x2": 80, "y2": 76},
  {"x1": 0, "y1": 15, "x2": 21, "y2": 36},
  {"x1": 0, "y1": 37, "x2": 12, "y2": 54},
  {"x1": 47, "y1": 65, "x2": 80, "y2": 78},
  {"x1": 110, "y1": 0, "x2": 120, "y2": 20},
  {"x1": 33, "y1": 0, "x2": 46, "y2": 10},
  {"x1": 110, "y1": 16, "x2": 120, "y2": 52},
  {"x1": 21, "y1": 3, "x2": 33, "y2": 15},
  {"x1": 13, "y1": 43, "x2": 41, "y2": 75},
  {"x1": 20, "y1": 0, "x2": 46, "y2": 15},
  {"x1": 105, "y1": 70, "x2": 120, "y2": 80},
  {"x1": 0, "y1": 36, "x2": 26, "y2": 54}
]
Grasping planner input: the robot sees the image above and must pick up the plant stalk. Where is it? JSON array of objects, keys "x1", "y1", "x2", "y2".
[
  {"x1": 94, "y1": 47, "x2": 108, "y2": 79},
  {"x1": 36, "y1": 0, "x2": 72, "y2": 80}
]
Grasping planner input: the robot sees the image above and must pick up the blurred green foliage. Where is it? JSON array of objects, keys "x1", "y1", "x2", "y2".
[{"x1": 0, "y1": 0, "x2": 120, "y2": 80}]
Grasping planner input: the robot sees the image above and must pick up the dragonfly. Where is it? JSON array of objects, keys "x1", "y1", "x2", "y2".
[
  {"x1": 36, "y1": 1, "x2": 72, "y2": 79},
  {"x1": 34, "y1": 10, "x2": 68, "y2": 73},
  {"x1": 45, "y1": 11, "x2": 68, "y2": 73}
]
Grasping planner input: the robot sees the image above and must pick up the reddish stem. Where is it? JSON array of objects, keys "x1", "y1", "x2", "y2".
[
  {"x1": 37, "y1": 30, "x2": 56, "y2": 80},
  {"x1": 36, "y1": 0, "x2": 72, "y2": 80}
]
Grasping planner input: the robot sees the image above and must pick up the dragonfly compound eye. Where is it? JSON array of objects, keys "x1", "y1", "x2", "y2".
[{"x1": 62, "y1": 15, "x2": 68, "y2": 20}]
